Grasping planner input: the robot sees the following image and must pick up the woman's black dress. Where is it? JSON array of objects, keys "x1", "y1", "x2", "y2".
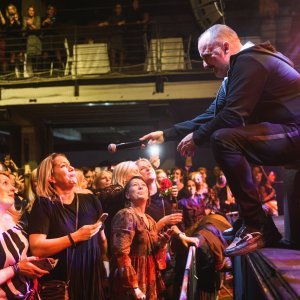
[{"x1": 28, "y1": 193, "x2": 105, "y2": 300}]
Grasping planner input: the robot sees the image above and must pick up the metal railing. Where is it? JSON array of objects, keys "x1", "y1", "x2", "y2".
[
  {"x1": 0, "y1": 9, "x2": 297, "y2": 82},
  {"x1": 179, "y1": 246, "x2": 198, "y2": 300},
  {"x1": 0, "y1": 22, "x2": 204, "y2": 81}
]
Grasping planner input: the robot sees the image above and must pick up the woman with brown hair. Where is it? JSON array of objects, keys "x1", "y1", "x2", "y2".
[
  {"x1": 110, "y1": 176, "x2": 173, "y2": 299},
  {"x1": 28, "y1": 153, "x2": 107, "y2": 299},
  {"x1": 259, "y1": 170, "x2": 278, "y2": 216}
]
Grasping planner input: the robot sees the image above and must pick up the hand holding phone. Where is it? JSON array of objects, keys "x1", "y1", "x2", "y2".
[
  {"x1": 98, "y1": 213, "x2": 108, "y2": 223},
  {"x1": 30, "y1": 258, "x2": 58, "y2": 271}
]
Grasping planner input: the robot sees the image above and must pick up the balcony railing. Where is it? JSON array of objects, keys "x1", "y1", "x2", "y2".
[
  {"x1": 0, "y1": 22, "x2": 205, "y2": 82},
  {"x1": 0, "y1": 12, "x2": 297, "y2": 83}
]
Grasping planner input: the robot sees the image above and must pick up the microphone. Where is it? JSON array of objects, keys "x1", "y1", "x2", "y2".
[{"x1": 107, "y1": 141, "x2": 145, "y2": 153}]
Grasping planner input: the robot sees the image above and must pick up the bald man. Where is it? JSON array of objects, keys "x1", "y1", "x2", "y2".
[{"x1": 140, "y1": 24, "x2": 300, "y2": 256}]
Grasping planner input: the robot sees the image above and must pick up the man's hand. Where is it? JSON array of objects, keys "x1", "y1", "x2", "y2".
[
  {"x1": 140, "y1": 131, "x2": 164, "y2": 145},
  {"x1": 177, "y1": 133, "x2": 196, "y2": 157}
]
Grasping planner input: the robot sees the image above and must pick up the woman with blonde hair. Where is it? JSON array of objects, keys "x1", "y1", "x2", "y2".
[
  {"x1": 0, "y1": 171, "x2": 48, "y2": 299},
  {"x1": 112, "y1": 161, "x2": 140, "y2": 187},
  {"x1": 28, "y1": 153, "x2": 107, "y2": 299},
  {"x1": 189, "y1": 171, "x2": 209, "y2": 196},
  {"x1": 98, "y1": 161, "x2": 140, "y2": 253},
  {"x1": 136, "y1": 158, "x2": 182, "y2": 229},
  {"x1": 94, "y1": 169, "x2": 112, "y2": 191}
]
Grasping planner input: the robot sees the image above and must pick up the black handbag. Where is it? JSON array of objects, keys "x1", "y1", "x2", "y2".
[
  {"x1": 39, "y1": 280, "x2": 69, "y2": 300},
  {"x1": 39, "y1": 194, "x2": 79, "y2": 300}
]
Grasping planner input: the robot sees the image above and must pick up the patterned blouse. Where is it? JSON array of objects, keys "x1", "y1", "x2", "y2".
[
  {"x1": 110, "y1": 207, "x2": 166, "y2": 300},
  {"x1": 0, "y1": 223, "x2": 30, "y2": 299}
]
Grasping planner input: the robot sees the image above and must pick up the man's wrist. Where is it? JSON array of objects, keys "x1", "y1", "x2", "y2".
[{"x1": 163, "y1": 127, "x2": 179, "y2": 142}]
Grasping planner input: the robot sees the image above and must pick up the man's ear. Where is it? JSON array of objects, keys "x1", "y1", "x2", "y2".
[{"x1": 223, "y1": 41, "x2": 230, "y2": 54}]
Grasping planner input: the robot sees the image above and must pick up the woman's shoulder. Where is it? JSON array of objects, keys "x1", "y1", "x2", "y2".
[
  {"x1": 30, "y1": 196, "x2": 57, "y2": 217},
  {"x1": 114, "y1": 207, "x2": 135, "y2": 218},
  {"x1": 112, "y1": 208, "x2": 137, "y2": 229},
  {"x1": 33, "y1": 196, "x2": 52, "y2": 206}
]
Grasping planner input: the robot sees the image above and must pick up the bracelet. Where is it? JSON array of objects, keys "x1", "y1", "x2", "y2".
[
  {"x1": 11, "y1": 263, "x2": 20, "y2": 275},
  {"x1": 67, "y1": 233, "x2": 76, "y2": 247}
]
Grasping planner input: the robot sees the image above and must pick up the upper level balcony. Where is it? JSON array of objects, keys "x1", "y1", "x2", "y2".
[{"x1": 0, "y1": 0, "x2": 298, "y2": 106}]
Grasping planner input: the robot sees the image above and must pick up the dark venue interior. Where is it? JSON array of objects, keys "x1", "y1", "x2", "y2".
[{"x1": 0, "y1": 0, "x2": 299, "y2": 299}]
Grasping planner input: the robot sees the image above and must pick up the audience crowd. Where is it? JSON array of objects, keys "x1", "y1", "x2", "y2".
[
  {"x1": 0, "y1": 151, "x2": 279, "y2": 299},
  {"x1": 0, "y1": 1, "x2": 150, "y2": 76}
]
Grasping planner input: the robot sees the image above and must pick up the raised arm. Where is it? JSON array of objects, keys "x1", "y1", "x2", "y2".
[
  {"x1": 140, "y1": 78, "x2": 227, "y2": 144},
  {"x1": 29, "y1": 221, "x2": 102, "y2": 257}
]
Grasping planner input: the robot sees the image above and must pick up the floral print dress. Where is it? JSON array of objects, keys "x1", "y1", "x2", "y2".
[{"x1": 110, "y1": 207, "x2": 166, "y2": 299}]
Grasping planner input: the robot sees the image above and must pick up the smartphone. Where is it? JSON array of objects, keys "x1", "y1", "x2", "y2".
[
  {"x1": 98, "y1": 213, "x2": 108, "y2": 223},
  {"x1": 31, "y1": 258, "x2": 58, "y2": 271}
]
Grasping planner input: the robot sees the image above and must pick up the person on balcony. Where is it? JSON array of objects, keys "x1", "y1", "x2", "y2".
[
  {"x1": 23, "y1": 5, "x2": 41, "y2": 76},
  {"x1": 41, "y1": 5, "x2": 63, "y2": 73},
  {"x1": 3, "y1": 4, "x2": 24, "y2": 73},
  {"x1": 98, "y1": 3, "x2": 126, "y2": 72},
  {"x1": 125, "y1": 0, "x2": 150, "y2": 65}
]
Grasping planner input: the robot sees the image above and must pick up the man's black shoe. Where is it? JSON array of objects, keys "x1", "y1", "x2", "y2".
[
  {"x1": 222, "y1": 217, "x2": 243, "y2": 241},
  {"x1": 224, "y1": 225, "x2": 265, "y2": 256},
  {"x1": 224, "y1": 219, "x2": 282, "y2": 257}
]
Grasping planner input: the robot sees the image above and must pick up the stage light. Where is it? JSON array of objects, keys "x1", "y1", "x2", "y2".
[{"x1": 148, "y1": 145, "x2": 160, "y2": 156}]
